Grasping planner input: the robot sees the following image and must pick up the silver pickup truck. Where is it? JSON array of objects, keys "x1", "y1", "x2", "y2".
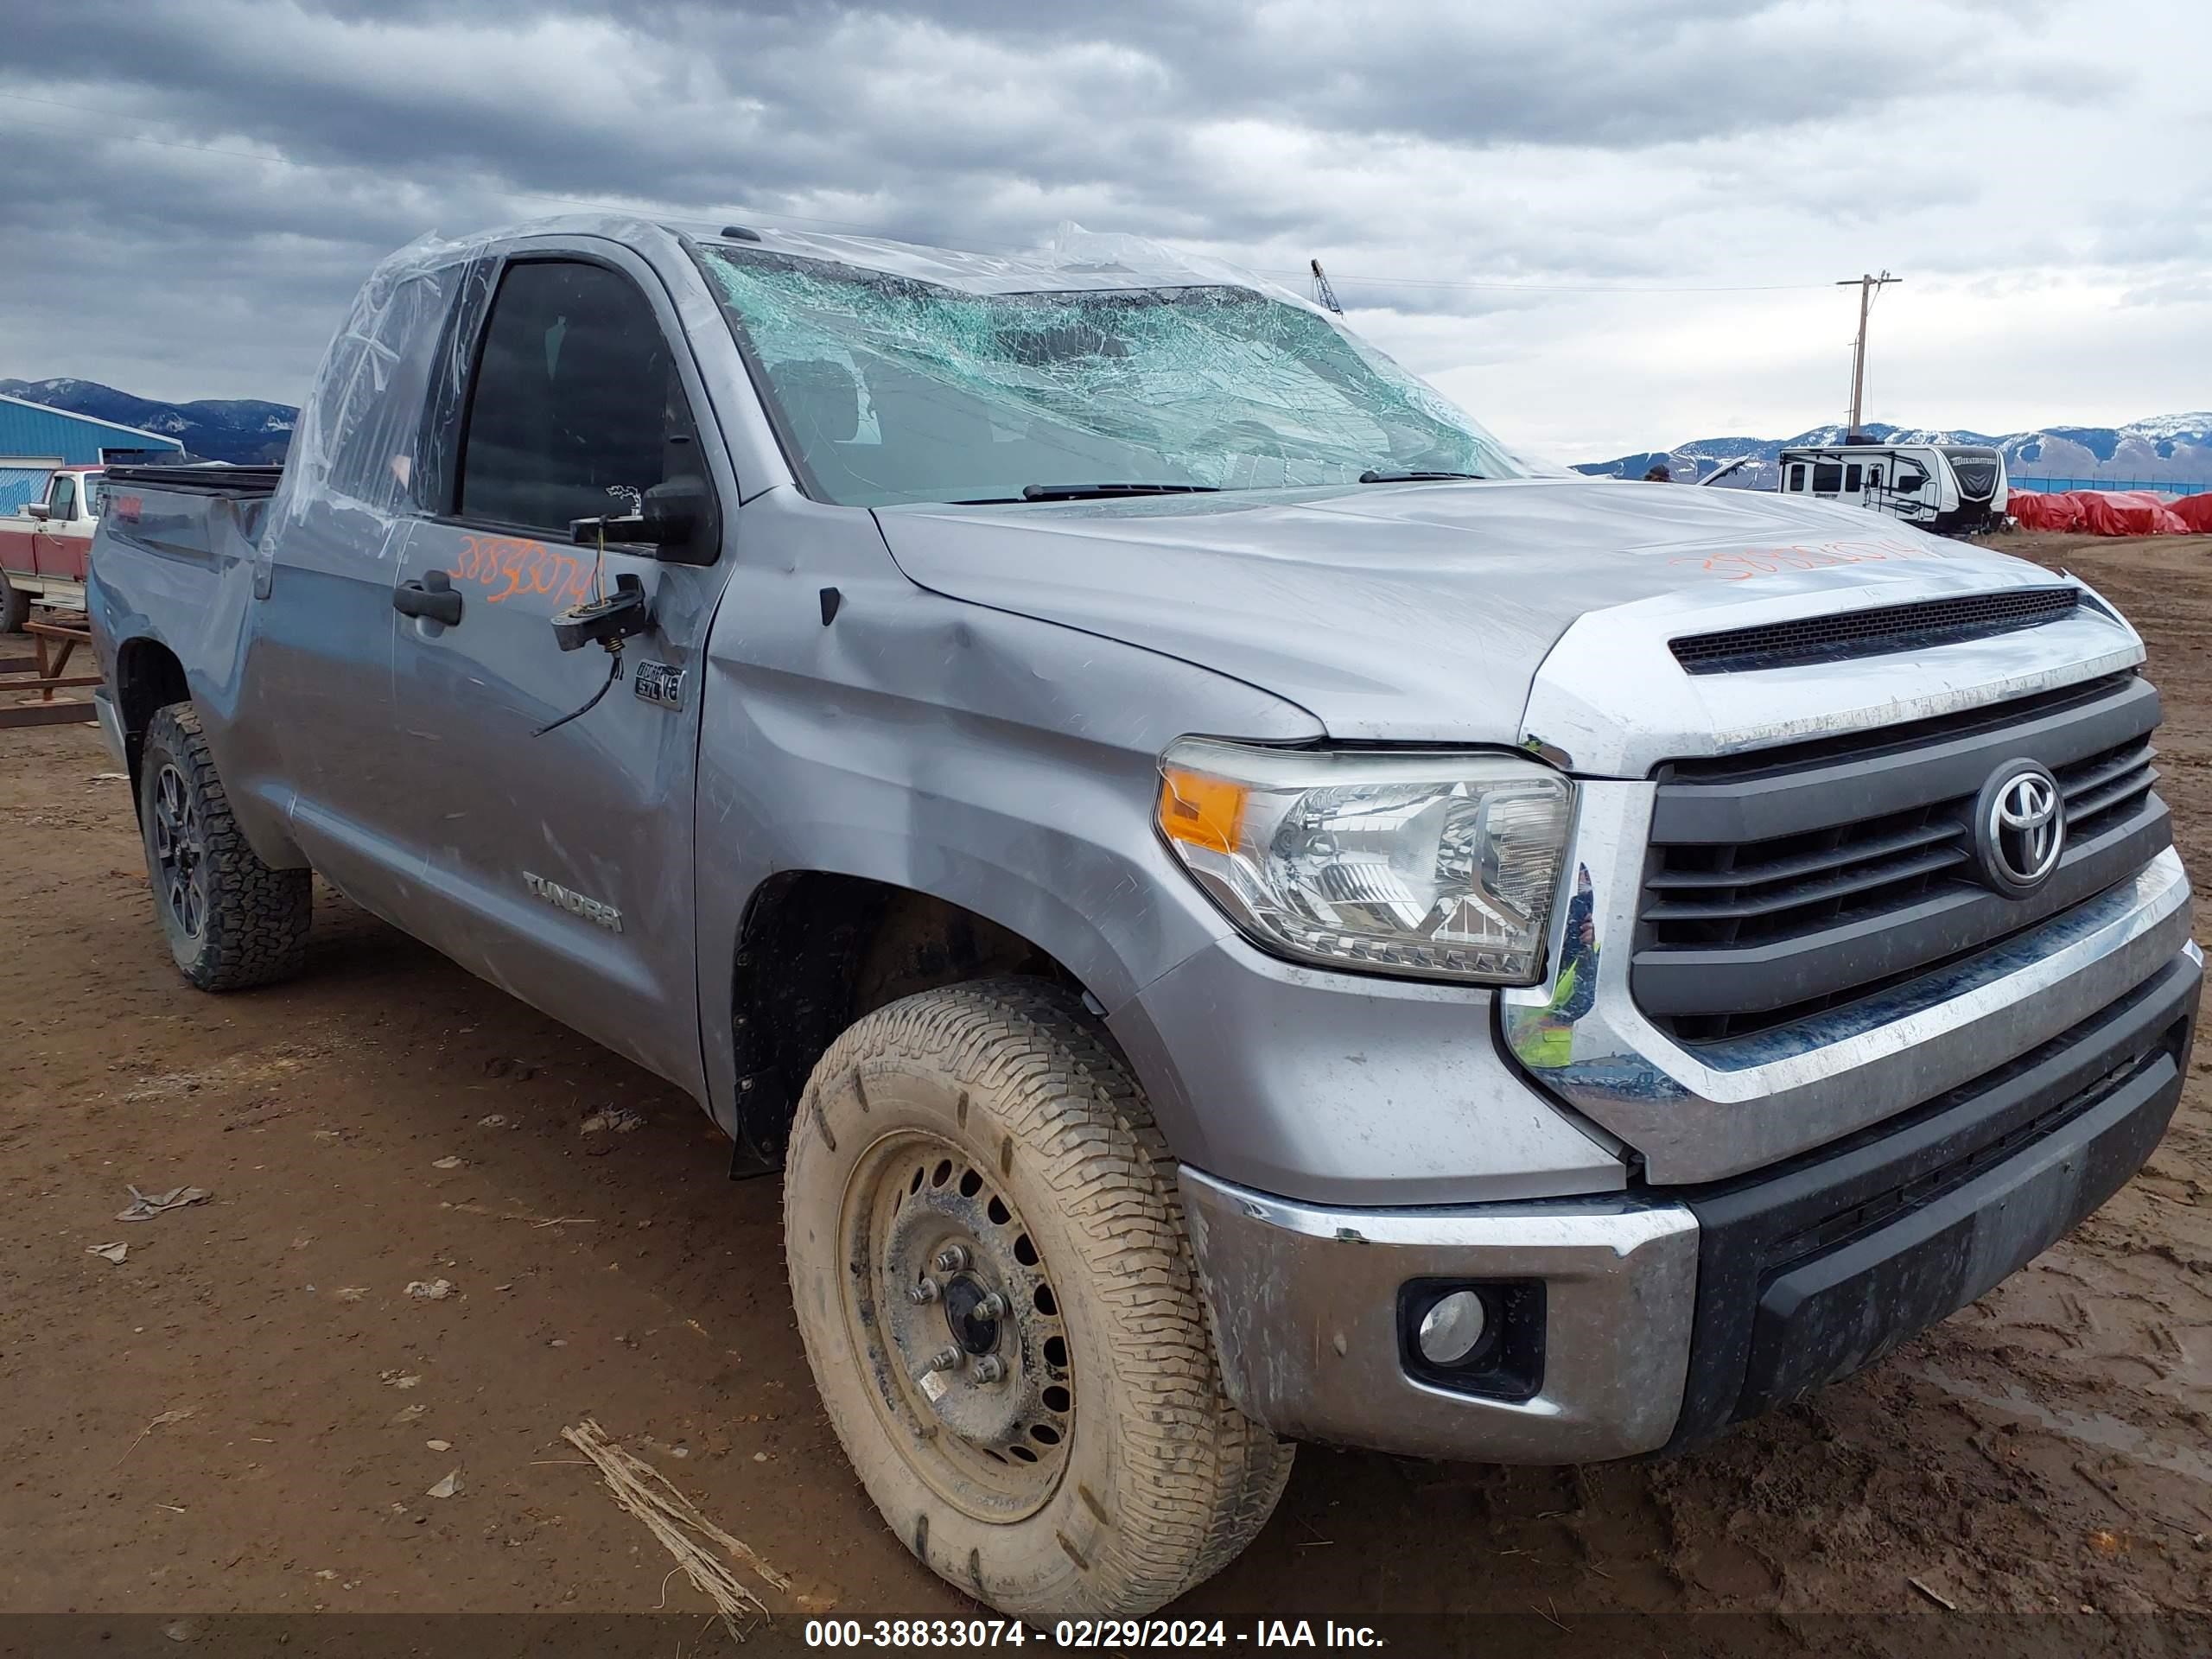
[{"x1": 90, "y1": 218, "x2": 2199, "y2": 1623}]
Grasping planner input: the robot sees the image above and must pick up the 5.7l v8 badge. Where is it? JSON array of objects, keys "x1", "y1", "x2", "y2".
[{"x1": 632, "y1": 660, "x2": 685, "y2": 710}]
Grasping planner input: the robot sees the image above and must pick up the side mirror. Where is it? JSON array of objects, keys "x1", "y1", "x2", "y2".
[
  {"x1": 643, "y1": 474, "x2": 719, "y2": 566},
  {"x1": 23, "y1": 503, "x2": 49, "y2": 521},
  {"x1": 569, "y1": 474, "x2": 718, "y2": 566}
]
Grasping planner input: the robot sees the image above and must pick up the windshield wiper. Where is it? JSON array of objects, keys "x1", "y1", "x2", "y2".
[
  {"x1": 1016, "y1": 482, "x2": 1222, "y2": 502},
  {"x1": 1357, "y1": 468, "x2": 1484, "y2": 484}
]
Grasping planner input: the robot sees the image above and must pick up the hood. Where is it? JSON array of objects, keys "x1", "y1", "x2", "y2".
[{"x1": 874, "y1": 478, "x2": 2139, "y2": 773}]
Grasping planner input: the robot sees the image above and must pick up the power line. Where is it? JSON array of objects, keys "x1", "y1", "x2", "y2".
[
  {"x1": 0, "y1": 88, "x2": 1840, "y2": 299},
  {"x1": 1258, "y1": 267, "x2": 1834, "y2": 295}
]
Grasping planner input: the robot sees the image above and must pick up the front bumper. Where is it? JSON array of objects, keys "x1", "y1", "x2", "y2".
[
  {"x1": 1180, "y1": 1171, "x2": 1698, "y2": 1462},
  {"x1": 1182, "y1": 941, "x2": 2199, "y2": 1463}
]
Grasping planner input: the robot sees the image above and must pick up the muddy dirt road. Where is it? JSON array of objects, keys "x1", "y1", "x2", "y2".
[{"x1": 3, "y1": 532, "x2": 2209, "y2": 1650}]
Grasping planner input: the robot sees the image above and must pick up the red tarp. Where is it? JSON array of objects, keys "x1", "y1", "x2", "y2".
[
  {"x1": 2007, "y1": 490, "x2": 2078, "y2": 531},
  {"x1": 2009, "y1": 489, "x2": 2198, "y2": 537}
]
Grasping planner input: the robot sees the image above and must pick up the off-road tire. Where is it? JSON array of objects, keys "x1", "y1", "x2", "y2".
[
  {"x1": 138, "y1": 702, "x2": 311, "y2": 990},
  {"x1": 785, "y1": 979, "x2": 1294, "y2": 1623},
  {"x1": 0, "y1": 572, "x2": 28, "y2": 633}
]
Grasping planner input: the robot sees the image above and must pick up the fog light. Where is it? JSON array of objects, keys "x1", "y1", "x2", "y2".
[{"x1": 1415, "y1": 1289, "x2": 1488, "y2": 1366}]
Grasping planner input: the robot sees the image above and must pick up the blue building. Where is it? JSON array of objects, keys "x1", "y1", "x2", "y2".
[{"x1": 0, "y1": 392, "x2": 185, "y2": 513}]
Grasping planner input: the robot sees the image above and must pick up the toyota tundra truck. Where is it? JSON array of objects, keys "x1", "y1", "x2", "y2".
[{"x1": 88, "y1": 218, "x2": 2199, "y2": 1623}]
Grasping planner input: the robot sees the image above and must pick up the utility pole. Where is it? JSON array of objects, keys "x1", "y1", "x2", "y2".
[{"x1": 1836, "y1": 270, "x2": 1900, "y2": 437}]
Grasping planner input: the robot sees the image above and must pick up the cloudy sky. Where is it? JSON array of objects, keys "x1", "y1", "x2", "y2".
[{"x1": 4, "y1": 0, "x2": 2207, "y2": 462}]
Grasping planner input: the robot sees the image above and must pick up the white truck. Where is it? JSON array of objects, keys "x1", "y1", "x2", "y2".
[{"x1": 0, "y1": 465, "x2": 106, "y2": 630}]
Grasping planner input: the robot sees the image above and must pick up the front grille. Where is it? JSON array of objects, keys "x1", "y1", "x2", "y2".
[
  {"x1": 1669, "y1": 588, "x2": 2078, "y2": 676},
  {"x1": 1636, "y1": 673, "x2": 2170, "y2": 1043}
]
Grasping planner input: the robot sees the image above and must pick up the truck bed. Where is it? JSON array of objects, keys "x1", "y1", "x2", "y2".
[{"x1": 93, "y1": 465, "x2": 281, "y2": 616}]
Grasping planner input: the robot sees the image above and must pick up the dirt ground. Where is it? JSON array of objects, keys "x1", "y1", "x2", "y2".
[{"x1": 3, "y1": 531, "x2": 2210, "y2": 1653}]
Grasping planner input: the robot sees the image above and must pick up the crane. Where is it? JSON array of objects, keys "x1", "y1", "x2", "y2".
[{"x1": 1309, "y1": 258, "x2": 1343, "y2": 315}]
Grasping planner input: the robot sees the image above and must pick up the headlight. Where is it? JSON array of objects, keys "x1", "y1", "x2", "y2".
[{"x1": 1154, "y1": 739, "x2": 1573, "y2": 985}]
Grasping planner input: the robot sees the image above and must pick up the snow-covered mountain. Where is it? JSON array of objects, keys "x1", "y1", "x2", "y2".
[
  {"x1": 0, "y1": 378, "x2": 296, "y2": 464},
  {"x1": 1579, "y1": 413, "x2": 2212, "y2": 491}
]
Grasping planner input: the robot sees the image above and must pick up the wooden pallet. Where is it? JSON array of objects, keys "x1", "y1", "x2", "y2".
[{"x1": 1, "y1": 614, "x2": 99, "y2": 730}]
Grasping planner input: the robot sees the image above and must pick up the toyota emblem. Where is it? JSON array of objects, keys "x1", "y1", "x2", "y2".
[{"x1": 1972, "y1": 761, "x2": 2065, "y2": 896}]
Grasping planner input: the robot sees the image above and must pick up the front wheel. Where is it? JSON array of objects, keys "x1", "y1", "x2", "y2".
[
  {"x1": 785, "y1": 980, "x2": 1293, "y2": 1623},
  {"x1": 0, "y1": 572, "x2": 28, "y2": 633},
  {"x1": 138, "y1": 703, "x2": 311, "y2": 990}
]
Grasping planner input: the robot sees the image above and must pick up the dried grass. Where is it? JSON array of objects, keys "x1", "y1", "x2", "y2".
[{"x1": 561, "y1": 1418, "x2": 790, "y2": 1638}]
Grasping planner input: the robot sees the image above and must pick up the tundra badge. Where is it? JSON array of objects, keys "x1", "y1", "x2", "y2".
[
  {"x1": 633, "y1": 661, "x2": 684, "y2": 710},
  {"x1": 523, "y1": 872, "x2": 623, "y2": 932}
]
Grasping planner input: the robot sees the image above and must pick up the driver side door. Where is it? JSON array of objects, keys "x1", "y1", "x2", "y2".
[
  {"x1": 34, "y1": 473, "x2": 86, "y2": 582},
  {"x1": 387, "y1": 248, "x2": 734, "y2": 1094}
]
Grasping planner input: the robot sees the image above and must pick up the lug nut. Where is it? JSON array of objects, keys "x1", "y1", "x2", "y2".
[
  {"x1": 970, "y1": 1355, "x2": 1007, "y2": 1383},
  {"x1": 908, "y1": 1277, "x2": 941, "y2": 1305},
  {"x1": 920, "y1": 1345, "x2": 965, "y2": 1376},
  {"x1": 975, "y1": 1292, "x2": 1008, "y2": 1320},
  {"x1": 933, "y1": 1245, "x2": 969, "y2": 1274}
]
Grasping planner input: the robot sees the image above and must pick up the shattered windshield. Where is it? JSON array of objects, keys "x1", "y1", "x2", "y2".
[{"x1": 699, "y1": 246, "x2": 1528, "y2": 508}]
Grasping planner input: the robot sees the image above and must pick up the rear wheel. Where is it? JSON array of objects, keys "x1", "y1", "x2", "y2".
[
  {"x1": 0, "y1": 573, "x2": 28, "y2": 633},
  {"x1": 784, "y1": 979, "x2": 1293, "y2": 1623},
  {"x1": 138, "y1": 703, "x2": 311, "y2": 990}
]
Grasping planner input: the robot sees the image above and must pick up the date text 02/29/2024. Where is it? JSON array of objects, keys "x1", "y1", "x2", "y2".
[{"x1": 802, "y1": 1618, "x2": 1385, "y2": 1649}]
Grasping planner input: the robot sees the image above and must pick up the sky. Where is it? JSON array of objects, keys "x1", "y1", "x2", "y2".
[{"x1": 3, "y1": 0, "x2": 2207, "y2": 464}]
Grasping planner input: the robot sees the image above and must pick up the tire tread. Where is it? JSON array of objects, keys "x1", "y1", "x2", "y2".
[
  {"x1": 792, "y1": 978, "x2": 1293, "y2": 1618},
  {"x1": 143, "y1": 702, "x2": 310, "y2": 991}
]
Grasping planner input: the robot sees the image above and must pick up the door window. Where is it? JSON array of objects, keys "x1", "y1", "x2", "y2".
[
  {"x1": 1811, "y1": 462, "x2": 1842, "y2": 494},
  {"x1": 1869, "y1": 467, "x2": 1884, "y2": 490},
  {"x1": 48, "y1": 474, "x2": 77, "y2": 519},
  {"x1": 456, "y1": 260, "x2": 704, "y2": 536}
]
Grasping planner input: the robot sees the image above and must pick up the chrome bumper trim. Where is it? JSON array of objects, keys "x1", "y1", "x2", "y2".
[
  {"x1": 1179, "y1": 1166, "x2": 1699, "y2": 1464},
  {"x1": 1502, "y1": 780, "x2": 2196, "y2": 1184}
]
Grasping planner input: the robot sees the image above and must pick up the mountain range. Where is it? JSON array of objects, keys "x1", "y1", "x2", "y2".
[
  {"x1": 1576, "y1": 413, "x2": 2212, "y2": 491},
  {"x1": 0, "y1": 378, "x2": 296, "y2": 465}
]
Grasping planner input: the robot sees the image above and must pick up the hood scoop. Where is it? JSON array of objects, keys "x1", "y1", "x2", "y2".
[{"x1": 1669, "y1": 587, "x2": 2082, "y2": 677}]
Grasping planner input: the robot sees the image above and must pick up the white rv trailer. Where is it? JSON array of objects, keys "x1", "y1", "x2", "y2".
[{"x1": 1776, "y1": 441, "x2": 2009, "y2": 535}]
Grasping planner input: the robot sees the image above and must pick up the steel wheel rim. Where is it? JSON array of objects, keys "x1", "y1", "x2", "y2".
[
  {"x1": 151, "y1": 762, "x2": 207, "y2": 941},
  {"x1": 838, "y1": 1127, "x2": 1076, "y2": 1522}
]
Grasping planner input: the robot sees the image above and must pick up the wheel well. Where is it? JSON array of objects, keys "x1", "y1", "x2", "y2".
[
  {"x1": 729, "y1": 874, "x2": 1084, "y2": 1162},
  {"x1": 114, "y1": 638, "x2": 190, "y2": 781}
]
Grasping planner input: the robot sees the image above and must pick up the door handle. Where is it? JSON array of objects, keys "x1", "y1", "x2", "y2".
[{"x1": 394, "y1": 569, "x2": 463, "y2": 626}]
